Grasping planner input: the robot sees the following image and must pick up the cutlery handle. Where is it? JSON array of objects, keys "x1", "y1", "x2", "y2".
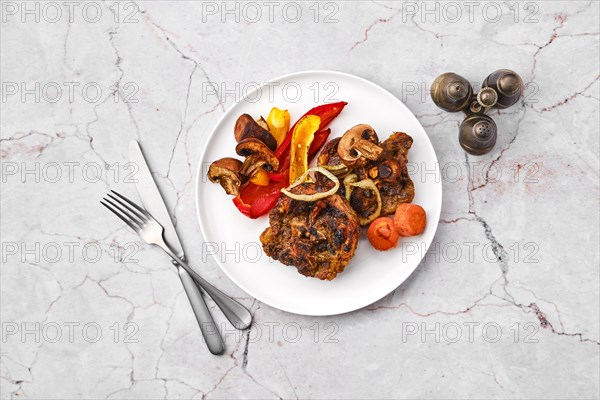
[
  {"x1": 189, "y1": 272, "x2": 253, "y2": 330},
  {"x1": 177, "y1": 266, "x2": 225, "y2": 355},
  {"x1": 160, "y1": 245, "x2": 252, "y2": 330}
]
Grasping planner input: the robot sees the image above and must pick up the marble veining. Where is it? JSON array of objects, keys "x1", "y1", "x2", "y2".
[{"x1": 1, "y1": 1, "x2": 598, "y2": 399}]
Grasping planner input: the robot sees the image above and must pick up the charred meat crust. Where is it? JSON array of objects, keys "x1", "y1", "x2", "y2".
[
  {"x1": 260, "y1": 182, "x2": 361, "y2": 281},
  {"x1": 356, "y1": 132, "x2": 415, "y2": 215},
  {"x1": 317, "y1": 137, "x2": 343, "y2": 167}
]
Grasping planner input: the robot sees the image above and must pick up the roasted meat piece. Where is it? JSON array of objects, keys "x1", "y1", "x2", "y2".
[
  {"x1": 356, "y1": 132, "x2": 415, "y2": 215},
  {"x1": 317, "y1": 137, "x2": 343, "y2": 168},
  {"x1": 260, "y1": 181, "x2": 361, "y2": 280}
]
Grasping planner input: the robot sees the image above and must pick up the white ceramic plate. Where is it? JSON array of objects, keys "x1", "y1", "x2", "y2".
[{"x1": 196, "y1": 70, "x2": 441, "y2": 316}]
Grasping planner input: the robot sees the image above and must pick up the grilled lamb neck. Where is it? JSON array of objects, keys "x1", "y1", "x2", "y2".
[
  {"x1": 356, "y1": 131, "x2": 415, "y2": 215},
  {"x1": 260, "y1": 181, "x2": 361, "y2": 281}
]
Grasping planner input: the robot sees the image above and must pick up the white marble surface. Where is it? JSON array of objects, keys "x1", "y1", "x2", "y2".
[{"x1": 1, "y1": 1, "x2": 599, "y2": 399}]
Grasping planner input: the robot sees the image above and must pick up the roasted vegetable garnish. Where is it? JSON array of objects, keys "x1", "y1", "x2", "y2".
[
  {"x1": 343, "y1": 173, "x2": 358, "y2": 197},
  {"x1": 346, "y1": 178, "x2": 382, "y2": 226},
  {"x1": 234, "y1": 114, "x2": 277, "y2": 151},
  {"x1": 207, "y1": 158, "x2": 246, "y2": 196},
  {"x1": 210, "y1": 104, "x2": 344, "y2": 219},
  {"x1": 394, "y1": 203, "x2": 426, "y2": 237},
  {"x1": 235, "y1": 138, "x2": 279, "y2": 177},
  {"x1": 255, "y1": 116, "x2": 269, "y2": 131},
  {"x1": 266, "y1": 107, "x2": 290, "y2": 146},
  {"x1": 338, "y1": 124, "x2": 382, "y2": 167},
  {"x1": 281, "y1": 167, "x2": 339, "y2": 202},
  {"x1": 233, "y1": 175, "x2": 289, "y2": 219},
  {"x1": 289, "y1": 115, "x2": 321, "y2": 185},
  {"x1": 249, "y1": 168, "x2": 270, "y2": 186},
  {"x1": 275, "y1": 101, "x2": 347, "y2": 165},
  {"x1": 367, "y1": 217, "x2": 399, "y2": 251}
]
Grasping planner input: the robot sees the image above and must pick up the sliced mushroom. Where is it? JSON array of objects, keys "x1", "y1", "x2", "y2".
[
  {"x1": 234, "y1": 114, "x2": 277, "y2": 151},
  {"x1": 235, "y1": 138, "x2": 279, "y2": 177},
  {"x1": 338, "y1": 124, "x2": 383, "y2": 167},
  {"x1": 207, "y1": 157, "x2": 246, "y2": 196},
  {"x1": 255, "y1": 116, "x2": 269, "y2": 131}
]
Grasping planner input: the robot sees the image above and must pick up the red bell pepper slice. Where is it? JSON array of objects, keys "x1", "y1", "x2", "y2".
[
  {"x1": 234, "y1": 102, "x2": 346, "y2": 219},
  {"x1": 308, "y1": 128, "x2": 331, "y2": 159},
  {"x1": 237, "y1": 128, "x2": 332, "y2": 217},
  {"x1": 274, "y1": 101, "x2": 347, "y2": 162},
  {"x1": 233, "y1": 173, "x2": 289, "y2": 219},
  {"x1": 266, "y1": 170, "x2": 288, "y2": 183},
  {"x1": 232, "y1": 196, "x2": 252, "y2": 218}
]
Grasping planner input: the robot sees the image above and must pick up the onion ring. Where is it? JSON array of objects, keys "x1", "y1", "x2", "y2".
[
  {"x1": 347, "y1": 178, "x2": 382, "y2": 225},
  {"x1": 281, "y1": 167, "x2": 340, "y2": 202},
  {"x1": 343, "y1": 174, "x2": 358, "y2": 201},
  {"x1": 321, "y1": 163, "x2": 349, "y2": 176}
]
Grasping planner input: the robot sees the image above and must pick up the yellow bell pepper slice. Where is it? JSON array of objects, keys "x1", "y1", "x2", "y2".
[
  {"x1": 289, "y1": 115, "x2": 321, "y2": 185},
  {"x1": 266, "y1": 107, "x2": 290, "y2": 146},
  {"x1": 249, "y1": 168, "x2": 270, "y2": 186}
]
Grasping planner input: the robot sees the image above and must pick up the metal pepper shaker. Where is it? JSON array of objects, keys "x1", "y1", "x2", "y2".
[
  {"x1": 482, "y1": 69, "x2": 523, "y2": 109},
  {"x1": 430, "y1": 69, "x2": 524, "y2": 155},
  {"x1": 431, "y1": 72, "x2": 473, "y2": 113}
]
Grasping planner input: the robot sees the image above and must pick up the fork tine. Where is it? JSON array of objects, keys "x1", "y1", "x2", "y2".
[
  {"x1": 107, "y1": 192, "x2": 147, "y2": 224},
  {"x1": 101, "y1": 200, "x2": 139, "y2": 232},
  {"x1": 103, "y1": 195, "x2": 144, "y2": 228},
  {"x1": 111, "y1": 190, "x2": 152, "y2": 218}
]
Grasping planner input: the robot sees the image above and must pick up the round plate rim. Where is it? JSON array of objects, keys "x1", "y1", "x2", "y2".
[{"x1": 194, "y1": 69, "x2": 442, "y2": 316}]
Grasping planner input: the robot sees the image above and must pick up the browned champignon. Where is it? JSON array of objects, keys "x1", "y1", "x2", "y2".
[
  {"x1": 337, "y1": 124, "x2": 383, "y2": 167},
  {"x1": 207, "y1": 157, "x2": 246, "y2": 196},
  {"x1": 235, "y1": 138, "x2": 279, "y2": 177},
  {"x1": 234, "y1": 114, "x2": 277, "y2": 151},
  {"x1": 255, "y1": 116, "x2": 269, "y2": 131}
]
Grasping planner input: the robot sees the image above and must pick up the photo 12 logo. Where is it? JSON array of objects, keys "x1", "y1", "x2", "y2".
[
  {"x1": 202, "y1": 80, "x2": 340, "y2": 105},
  {"x1": 406, "y1": 240, "x2": 540, "y2": 265},
  {"x1": 407, "y1": 160, "x2": 541, "y2": 185},
  {"x1": 211, "y1": 321, "x2": 340, "y2": 345},
  {"x1": 401, "y1": 321, "x2": 539, "y2": 344},
  {"x1": 200, "y1": 2, "x2": 340, "y2": 24},
  {"x1": 1, "y1": 161, "x2": 139, "y2": 184},
  {"x1": 1, "y1": 240, "x2": 140, "y2": 265},
  {"x1": 1, "y1": 1, "x2": 141, "y2": 24},
  {"x1": 1, "y1": 81, "x2": 139, "y2": 104},
  {"x1": 2, "y1": 321, "x2": 139, "y2": 344},
  {"x1": 395, "y1": 1, "x2": 539, "y2": 24}
]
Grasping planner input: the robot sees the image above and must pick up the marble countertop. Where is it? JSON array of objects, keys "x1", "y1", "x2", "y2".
[{"x1": 1, "y1": 1, "x2": 598, "y2": 399}]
